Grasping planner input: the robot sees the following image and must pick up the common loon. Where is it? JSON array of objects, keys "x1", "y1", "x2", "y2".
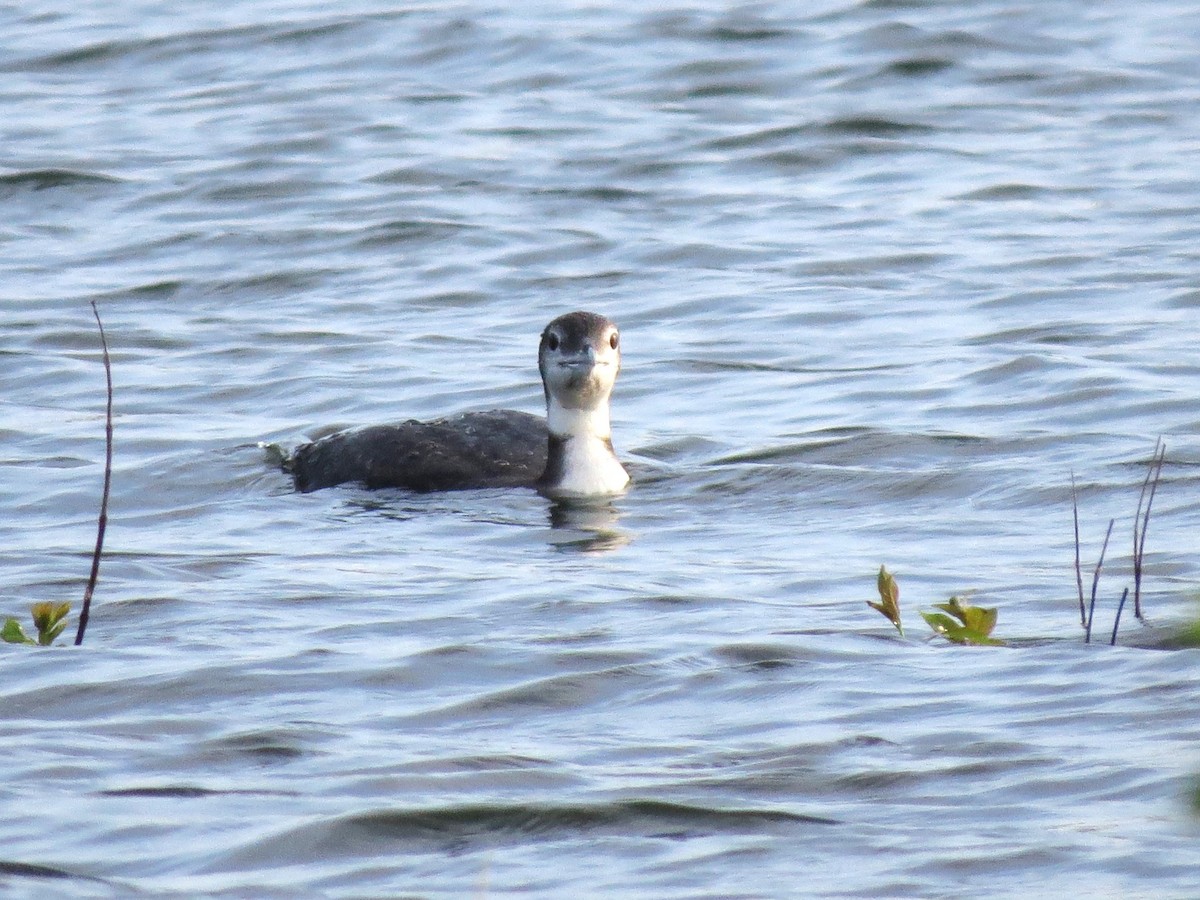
[{"x1": 287, "y1": 311, "x2": 630, "y2": 499}]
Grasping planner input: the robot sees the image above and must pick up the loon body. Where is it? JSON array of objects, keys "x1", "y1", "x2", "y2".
[{"x1": 288, "y1": 311, "x2": 629, "y2": 499}]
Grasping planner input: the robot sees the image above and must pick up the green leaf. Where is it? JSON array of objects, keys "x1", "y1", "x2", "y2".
[
  {"x1": 2, "y1": 618, "x2": 35, "y2": 645},
  {"x1": 30, "y1": 602, "x2": 70, "y2": 646},
  {"x1": 920, "y1": 611, "x2": 960, "y2": 636},
  {"x1": 1171, "y1": 620, "x2": 1200, "y2": 649},
  {"x1": 877, "y1": 566, "x2": 899, "y2": 608},
  {"x1": 920, "y1": 609, "x2": 1004, "y2": 646},
  {"x1": 41, "y1": 620, "x2": 69, "y2": 646},
  {"x1": 932, "y1": 596, "x2": 999, "y2": 640},
  {"x1": 867, "y1": 565, "x2": 904, "y2": 636}
]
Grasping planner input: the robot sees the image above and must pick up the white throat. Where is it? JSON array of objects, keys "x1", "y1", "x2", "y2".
[
  {"x1": 546, "y1": 396, "x2": 611, "y2": 441},
  {"x1": 543, "y1": 395, "x2": 629, "y2": 498}
]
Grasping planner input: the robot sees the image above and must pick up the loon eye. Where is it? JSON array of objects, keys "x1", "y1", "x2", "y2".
[
  {"x1": 546, "y1": 332, "x2": 559, "y2": 351},
  {"x1": 609, "y1": 332, "x2": 619, "y2": 350}
]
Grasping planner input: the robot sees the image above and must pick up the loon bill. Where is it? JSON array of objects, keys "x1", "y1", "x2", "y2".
[{"x1": 286, "y1": 311, "x2": 630, "y2": 499}]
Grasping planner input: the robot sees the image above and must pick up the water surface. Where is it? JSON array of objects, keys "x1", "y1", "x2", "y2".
[{"x1": 3, "y1": 2, "x2": 1200, "y2": 897}]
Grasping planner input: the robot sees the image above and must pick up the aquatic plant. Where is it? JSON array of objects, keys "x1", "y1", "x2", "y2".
[
  {"x1": 1131, "y1": 438, "x2": 1165, "y2": 621},
  {"x1": 1074, "y1": 441, "x2": 1166, "y2": 646},
  {"x1": 868, "y1": 567, "x2": 1003, "y2": 646},
  {"x1": 867, "y1": 565, "x2": 904, "y2": 636},
  {"x1": 919, "y1": 596, "x2": 1003, "y2": 646},
  {"x1": 873, "y1": 443, "x2": 1181, "y2": 648},
  {"x1": 3, "y1": 301, "x2": 111, "y2": 649},
  {"x1": 1169, "y1": 605, "x2": 1200, "y2": 648},
  {"x1": 3, "y1": 602, "x2": 71, "y2": 646},
  {"x1": 74, "y1": 300, "x2": 113, "y2": 646}
]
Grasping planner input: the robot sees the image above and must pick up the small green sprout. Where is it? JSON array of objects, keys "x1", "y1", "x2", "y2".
[
  {"x1": 867, "y1": 565, "x2": 904, "y2": 636},
  {"x1": 3, "y1": 602, "x2": 72, "y2": 647},
  {"x1": 920, "y1": 596, "x2": 1003, "y2": 646}
]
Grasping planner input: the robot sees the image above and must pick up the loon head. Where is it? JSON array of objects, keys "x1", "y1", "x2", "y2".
[
  {"x1": 537, "y1": 311, "x2": 629, "y2": 498},
  {"x1": 539, "y1": 311, "x2": 621, "y2": 433}
]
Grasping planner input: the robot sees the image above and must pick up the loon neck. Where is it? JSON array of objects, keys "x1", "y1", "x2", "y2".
[
  {"x1": 540, "y1": 396, "x2": 629, "y2": 498},
  {"x1": 546, "y1": 396, "x2": 612, "y2": 442}
]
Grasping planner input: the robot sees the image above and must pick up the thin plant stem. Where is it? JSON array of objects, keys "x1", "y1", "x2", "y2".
[
  {"x1": 75, "y1": 301, "x2": 112, "y2": 646},
  {"x1": 1110, "y1": 587, "x2": 1129, "y2": 646},
  {"x1": 1071, "y1": 473, "x2": 1085, "y2": 625},
  {"x1": 1084, "y1": 517, "x2": 1114, "y2": 644},
  {"x1": 1132, "y1": 439, "x2": 1165, "y2": 622}
]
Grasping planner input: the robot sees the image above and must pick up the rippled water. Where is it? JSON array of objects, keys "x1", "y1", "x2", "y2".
[{"x1": 3, "y1": 1, "x2": 1200, "y2": 897}]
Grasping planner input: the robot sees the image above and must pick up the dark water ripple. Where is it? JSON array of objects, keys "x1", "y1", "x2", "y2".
[{"x1": 2, "y1": 0, "x2": 1200, "y2": 897}]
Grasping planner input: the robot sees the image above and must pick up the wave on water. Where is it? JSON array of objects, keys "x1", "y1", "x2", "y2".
[
  {"x1": 0, "y1": 168, "x2": 124, "y2": 194},
  {"x1": 217, "y1": 798, "x2": 836, "y2": 870}
]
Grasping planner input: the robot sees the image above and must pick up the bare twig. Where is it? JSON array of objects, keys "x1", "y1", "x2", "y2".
[
  {"x1": 74, "y1": 301, "x2": 112, "y2": 646},
  {"x1": 1131, "y1": 439, "x2": 1165, "y2": 622},
  {"x1": 1083, "y1": 518, "x2": 1114, "y2": 644},
  {"x1": 1071, "y1": 473, "x2": 1085, "y2": 625},
  {"x1": 1110, "y1": 587, "x2": 1129, "y2": 646}
]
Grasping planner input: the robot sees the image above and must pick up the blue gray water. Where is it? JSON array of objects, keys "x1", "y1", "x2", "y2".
[{"x1": 3, "y1": 2, "x2": 1200, "y2": 897}]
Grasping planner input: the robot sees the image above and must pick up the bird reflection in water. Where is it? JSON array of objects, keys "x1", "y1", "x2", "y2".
[{"x1": 547, "y1": 498, "x2": 630, "y2": 553}]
